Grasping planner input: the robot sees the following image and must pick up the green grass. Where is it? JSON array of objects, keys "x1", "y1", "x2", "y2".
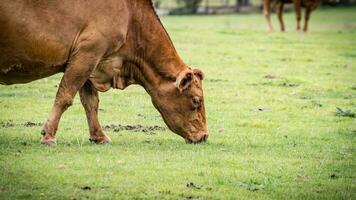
[{"x1": 0, "y1": 7, "x2": 355, "y2": 200}]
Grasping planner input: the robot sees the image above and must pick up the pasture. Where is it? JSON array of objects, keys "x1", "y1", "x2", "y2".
[{"x1": 0, "y1": 7, "x2": 355, "y2": 200}]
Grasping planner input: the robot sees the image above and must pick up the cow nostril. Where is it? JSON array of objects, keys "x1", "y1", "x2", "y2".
[{"x1": 201, "y1": 133, "x2": 208, "y2": 142}]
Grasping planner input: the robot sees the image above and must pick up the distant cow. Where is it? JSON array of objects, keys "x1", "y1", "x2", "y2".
[
  {"x1": 0, "y1": 0, "x2": 208, "y2": 145},
  {"x1": 263, "y1": 0, "x2": 321, "y2": 32}
]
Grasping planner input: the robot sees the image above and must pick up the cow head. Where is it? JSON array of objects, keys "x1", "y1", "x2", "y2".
[{"x1": 151, "y1": 68, "x2": 208, "y2": 143}]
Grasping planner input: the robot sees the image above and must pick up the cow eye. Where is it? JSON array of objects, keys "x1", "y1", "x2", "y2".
[{"x1": 191, "y1": 96, "x2": 201, "y2": 109}]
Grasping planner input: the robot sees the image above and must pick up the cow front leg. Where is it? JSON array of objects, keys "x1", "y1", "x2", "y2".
[
  {"x1": 263, "y1": 0, "x2": 273, "y2": 32},
  {"x1": 303, "y1": 7, "x2": 312, "y2": 32},
  {"x1": 41, "y1": 36, "x2": 107, "y2": 145},
  {"x1": 276, "y1": 2, "x2": 285, "y2": 31},
  {"x1": 294, "y1": 0, "x2": 302, "y2": 31},
  {"x1": 79, "y1": 81, "x2": 111, "y2": 144}
]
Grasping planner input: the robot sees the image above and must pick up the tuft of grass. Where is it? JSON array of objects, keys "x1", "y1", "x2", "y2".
[
  {"x1": 237, "y1": 180, "x2": 266, "y2": 192},
  {"x1": 336, "y1": 107, "x2": 356, "y2": 118}
]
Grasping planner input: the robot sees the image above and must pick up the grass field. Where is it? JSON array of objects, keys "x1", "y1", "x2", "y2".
[{"x1": 0, "y1": 7, "x2": 355, "y2": 200}]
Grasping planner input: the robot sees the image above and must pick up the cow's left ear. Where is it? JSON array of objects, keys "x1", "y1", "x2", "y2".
[
  {"x1": 193, "y1": 68, "x2": 204, "y2": 80},
  {"x1": 175, "y1": 70, "x2": 193, "y2": 92}
]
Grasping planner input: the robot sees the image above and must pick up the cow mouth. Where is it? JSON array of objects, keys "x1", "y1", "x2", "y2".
[{"x1": 185, "y1": 133, "x2": 209, "y2": 144}]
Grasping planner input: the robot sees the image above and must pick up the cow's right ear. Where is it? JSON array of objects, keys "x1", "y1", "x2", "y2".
[
  {"x1": 175, "y1": 70, "x2": 193, "y2": 92},
  {"x1": 193, "y1": 68, "x2": 204, "y2": 80}
]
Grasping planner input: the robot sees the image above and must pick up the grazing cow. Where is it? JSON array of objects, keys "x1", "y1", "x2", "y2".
[
  {"x1": 0, "y1": 0, "x2": 208, "y2": 145},
  {"x1": 263, "y1": 0, "x2": 321, "y2": 32}
]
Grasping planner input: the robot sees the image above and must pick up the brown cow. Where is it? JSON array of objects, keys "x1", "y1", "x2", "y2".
[
  {"x1": 263, "y1": 0, "x2": 321, "y2": 32},
  {"x1": 0, "y1": 0, "x2": 208, "y2": 145}
]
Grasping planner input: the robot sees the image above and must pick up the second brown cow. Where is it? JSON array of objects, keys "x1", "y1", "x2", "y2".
[{"x1": 263, "y1": 0, "x2": 321, "y2": 32}]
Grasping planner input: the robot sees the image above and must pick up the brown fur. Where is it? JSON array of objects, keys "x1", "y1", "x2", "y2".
[
  {"x1": 0, "y1": 0, "x2": 208, "y2": 145},
  {"x1": 263, "y1": 0, "x2": 321, "y2": 32}
]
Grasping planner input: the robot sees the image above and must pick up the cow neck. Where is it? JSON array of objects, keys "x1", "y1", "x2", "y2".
[{"x1": 122, "y1": 1, "x2": 187, "y2": 94}]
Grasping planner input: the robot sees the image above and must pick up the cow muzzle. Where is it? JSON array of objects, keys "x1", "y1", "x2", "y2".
[{"x1": 185, "y1": 132, "x2": 209, "y2": 144}]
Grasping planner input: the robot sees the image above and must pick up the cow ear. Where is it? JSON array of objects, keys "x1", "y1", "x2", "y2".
[
  {"x1": 175, "y1": 71, "x2": 193, "y2": 91},
  {"x1": 193, "y1": 68, "x2": 204, "y2": 80}
]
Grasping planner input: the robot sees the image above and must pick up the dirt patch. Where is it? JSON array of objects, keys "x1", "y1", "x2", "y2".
[
  {"x1": 184, "y1": 197, "x2": 200, "y2": 200},
  {"x1": 0, "y1": 120, "x2": 43, "y2": 128},
  {"x1": 206, "y1": 78, "x2": 228, "y2": 82},
  {"x1": 0, "y1": 120, "x2": 14, "y2": 128},
  {"x1": 251, "y1": 108, "x2": 271, "y2": 112},
  {"x1": 21, "y1": 141, "x2": 30, "y2": 146},
  {"x1": 330, "y1": 173, "x2": 339, "y2": 179},
  {"x1": 300, "y1": 96, "x2": 312, "y2": 100},
  {"x1": 311, "y1": 100, "x2": 323, "y2": 107},
  {"x1": 280, "y1": 58, "x2": 292, "y2": 62},
  {"x1": 103, "y1": 124, "x2": 166, "y2": 134},
  {"x1": 264, "y1": 75, "x2": 279, "y2": 79},
  {"x1": 0, "y1": 186, "x2": 7, "y2": 193},
  {"x1": 249, "y1": 79, "x2": 300, "y2": 88},
  {"x1": 23, "y1": 121, "x2": 43, "y2": 127},
  {"x1": 186, "y1": 182, "x2": 201, "y2": 190},
  {"x1": 81, "y1": 186, "x2": 91, "y2": 191},
  {"x1": 279, "y1": 82, "x2": 298, "y2": 87}
]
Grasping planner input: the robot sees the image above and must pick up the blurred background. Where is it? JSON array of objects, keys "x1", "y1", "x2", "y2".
[{"x1": 153, "y1": 0, "x2": 356, "y2": 15}]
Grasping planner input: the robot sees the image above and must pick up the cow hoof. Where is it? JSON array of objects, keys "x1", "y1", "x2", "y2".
[
  {"x1": 40, "y1": 138, "x2": 57, "y2": 146},
  {"x1": 89, "y1": 136, "x2": 112, "y2": 144}
]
